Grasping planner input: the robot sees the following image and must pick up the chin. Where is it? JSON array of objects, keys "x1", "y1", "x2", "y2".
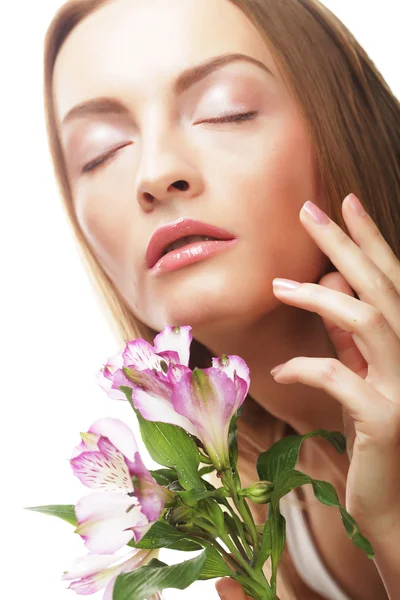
[{"x1": 141, "y1": 271, "x2": 278, "y2": 344}]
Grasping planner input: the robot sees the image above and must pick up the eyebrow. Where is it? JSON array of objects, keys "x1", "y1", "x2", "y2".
[{"x1": 60, "y1": 52, "x2": 274, "y2": 127}]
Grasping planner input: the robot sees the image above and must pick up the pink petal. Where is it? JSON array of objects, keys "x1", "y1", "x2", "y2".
[
  {"x1": 88, "y1": 417, "x2": 140, "y2": 463},
  {"x1": 132, "y1": 387, "x2": 197, "y2": 437},
  {"x1": 212, "y1": 354, "x2": 250, "y2": 395},
  {"x1": 153, "y1": 325, "x2": 193, "y2": 366},
  {"x1": 166, "y1": 363, "x2": 191, "y2": 385},
  {"x1": 108, "y1": 367, "x2": 137, "y2": 401},
  {"x1": 132, "y1": 470, "x2": 168, "y2": 523},
  {"x1": 172, "y1": 367, "x2": 243, "y2": 468},
  {"x1": 71, "y1": 439, "x2": 134, "y2": 494},
  {"x1": 71, "y1": 432, "x2": 100, "y2": 459},
  {"x1": 122, "y1": 339, "x2": 162, "y2": 370},
  {"x1": 95, "y1": 367, "x2": 127, "y2": 401}
]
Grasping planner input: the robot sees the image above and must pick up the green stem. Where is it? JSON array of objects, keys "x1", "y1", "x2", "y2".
[
  {"x1": 193, "y1": 516, "x2": 272, "y2": 598},
  {"x1": 222, "y1": 471, "x2": 260, "y2": 561},
  {"x1": 228, "y1": 527, "x2": 251, "y2": 562},
  {"x1": 237, "y1": 495, "x2": 260, "y2": 557},
  {"x1": 223, "y1": 500, "x2": 253, "y2": 559},
  {"x1": 211, "y1": 539, "x2": 247, "y2": 576}
]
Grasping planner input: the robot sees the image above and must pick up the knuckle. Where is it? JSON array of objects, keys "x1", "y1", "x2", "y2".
[
  {"x1": 360, "y1": 307, "x2": 387, "y2": 331},
  {"x1": 372, "y1": 273, "x2": 397, "y2": 295},
  {"x1": 322, "y1": 358, "x2": 342, "y2": 382}
]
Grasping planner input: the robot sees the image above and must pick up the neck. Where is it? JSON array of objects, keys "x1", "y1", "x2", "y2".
[{"x1": 198, "y1": 302, "x2": 349, "y2": 481}]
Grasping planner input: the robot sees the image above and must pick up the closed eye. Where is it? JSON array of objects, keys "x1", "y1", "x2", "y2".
[
  {"x1": 200, "y1": 110, "x2": 258, "y2": 125},
  {"x1": 81, "y1": 142, "x2": 133, "y2": 174},
  {"x1": 81, "y1": 111, "x2": 258, "y2": 174}
]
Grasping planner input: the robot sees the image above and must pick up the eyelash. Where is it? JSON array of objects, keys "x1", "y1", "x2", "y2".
[{"x1": 81, "y1": 111, "x2": 258, "y2": 174}]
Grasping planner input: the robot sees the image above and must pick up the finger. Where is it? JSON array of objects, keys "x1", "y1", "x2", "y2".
[
  {"x1": 271, "y1": 357, "x2": 400, "y2": 439},
  {"x1": 299, "y1": 198, "x2": 400, "y2": 338},
  {"x1": 216, "y1": 577, "x2": 250, "y2": 599},
  {"x1": 272, "y1": 279, "x2": 400, "y2": 390},
  {"x1": 342, "y1": 194, "x2": 400, "y2": 291},
  {"x1": 317, "y1": 271, "x2": 368, "y2": 377}
]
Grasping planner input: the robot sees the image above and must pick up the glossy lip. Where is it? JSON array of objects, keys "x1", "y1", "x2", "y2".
[{"x1": 146, "y1": 218, "x2": 236, "y2": 270}]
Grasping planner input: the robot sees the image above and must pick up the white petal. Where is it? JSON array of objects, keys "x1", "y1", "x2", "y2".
[{"x1": 154, "y1": 326, "x2": 192, "y2": 366}]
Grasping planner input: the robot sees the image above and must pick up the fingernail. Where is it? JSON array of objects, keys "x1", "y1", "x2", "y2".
[
  {"x1": 273, "y1": 278, "x2": 301, "y2": 292},
  {"x1": 347, "y1": 193, "x2": 367, "y2": 217},
  {"x1": 302, "y1": 200, "x2": 330, "y2": 225},
  {"x1": 271, "y1": 363, "x2": 285, "y2": 377}
]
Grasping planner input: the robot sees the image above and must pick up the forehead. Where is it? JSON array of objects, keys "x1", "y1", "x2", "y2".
[{"x1": 53, "y1": 0, "x2": 277, "y2": 126}]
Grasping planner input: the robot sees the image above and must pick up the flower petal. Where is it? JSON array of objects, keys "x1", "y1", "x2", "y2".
[
  {"x1": 71, "y1": 438, "x2": 134, "y2": 494},
  {"x1": 172, "y1": 367, "x2": 242, "y2": 468},
  {"x1": 62, "y1": 554, "x2": 117, "y2": 581},
  {"x1": 63, "y1": 549, "x2": 156, "y2": 597},
  {"x1": 122, "y1": 339, "x2": 163, "y2": 371},
  {"x1": 153, "y1": 325, "x2": 193, "y2": 366},
  {"x1": 212, "y1": 354, "x2": 250, "y2": 395},
  {"x1": 132, "y1": 386, "x2": 197, "y2": 437},
  {"x1": 96, "y1": 366, "x2": 127, "y2": 401},
  {"x1": 75, "y1": 492, "x2": 144, "y2": 553},
  {"x1": 88, "y1": 417, "x2": 140, "y2": 464}
]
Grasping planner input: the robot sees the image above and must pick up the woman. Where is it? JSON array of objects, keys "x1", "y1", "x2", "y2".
[{"x1": 43, "y1": 0, "x2": 400, "y2": 598}]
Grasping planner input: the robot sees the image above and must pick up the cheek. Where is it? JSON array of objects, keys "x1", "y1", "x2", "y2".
[{"x1": 235, "y1": 120, "x2": 327, "y2": 280}]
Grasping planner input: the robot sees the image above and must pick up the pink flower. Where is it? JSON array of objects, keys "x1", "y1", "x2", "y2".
[
  {"x1": 71, "y1": 417, "x2": 173, "y2": 553},
  {"x1": 62, "y1": 548, "x2": 160, "y2": 599},
  {"x1": 97, "y1": 326, "x2": 250, "y2": 470}
]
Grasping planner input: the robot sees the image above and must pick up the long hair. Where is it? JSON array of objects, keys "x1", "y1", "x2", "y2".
[{"x1": 43, "y1": 1, "x2": 400, "y2": 597}]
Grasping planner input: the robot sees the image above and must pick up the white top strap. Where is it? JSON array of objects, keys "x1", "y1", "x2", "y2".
[{"x1": 279, "y1": 489, "x2": 353, "y2": 600}]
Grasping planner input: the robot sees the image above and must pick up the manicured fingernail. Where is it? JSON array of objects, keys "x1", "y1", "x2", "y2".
[
  {"x1": 347, "y1": 193, "x2": 367, "y2": 217},
  {"x1": 302, "y1": 200, "x2": 330, "y2": 225},
  {"x1": 271, "y1": 364, "x2": 285, "y2": 377},
  {"x1": 273, "y1": 278, "x2": 301, "y2": 291}
]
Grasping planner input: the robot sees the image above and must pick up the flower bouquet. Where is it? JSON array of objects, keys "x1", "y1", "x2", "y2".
[{"x1": 28, "y1": 326, "x2": 374, "y2": 599}]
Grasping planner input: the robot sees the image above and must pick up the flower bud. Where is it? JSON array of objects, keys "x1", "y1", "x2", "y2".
[
  {"x1": 240, "y1": 481, "x2": 274, "y2": 504},
  {"x1": 166, "y1": 505, "x2": 195, "y2": 527}
]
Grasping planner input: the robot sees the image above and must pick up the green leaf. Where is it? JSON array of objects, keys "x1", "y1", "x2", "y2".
[
  {"x1": 150, "y1": 468, "x2": 178, "y2": 486},
  {"x1": 175, "y1": 487, "x2": 229, "y2": 506},
  {"x1": 24, "y1": 504, "x2": 77, "y2": 527},
  {"x1": 255, "y1": 518, "x2": 272, "y2": 570},
  {"x1": 166, "y1": 539, "x2": 204, "y2": 551},
  {"x1": 339, "y1": 508, "x2": 374, "y2": 559},
  {"x1": 198, "y1": 546, "x2": 234, "y2": 580},
  {"x1": 198, "y1": 465, "x2": 216, "y2": 477},
  {"x1": 128, "y1": 400, "x2": 203, "y2": 491},
  {"x1": 271, "y1": 470, "x2": 311, "y2": 506},
  {"x1": 268, "y1": 504, "x2": 286, "y2": 594},
  {"x1": 112, "y1": 550, "x2": 207, "y2": 600},
  {"x1": 271, "y1": 469, "x2": 375, "y2": 559},
  {"x1": 257, "y1": 429, "x2": 346, "y2": 482},
  {"x1": 128, "y1": 520, "x2": 202, "y2": 551}
]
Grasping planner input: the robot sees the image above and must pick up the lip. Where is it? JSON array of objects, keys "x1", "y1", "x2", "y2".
[{"x1": 146, "y1": 218, "x2": 237, "y2": 270}]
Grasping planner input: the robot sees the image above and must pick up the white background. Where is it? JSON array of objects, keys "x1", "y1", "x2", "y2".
[{"x1": 3, "y1": 1, "x2": 399, "y2": 599}]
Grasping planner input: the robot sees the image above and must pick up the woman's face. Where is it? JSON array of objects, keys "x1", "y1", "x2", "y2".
[{"x1": 53, "y1": 0, "x2": 328, "y2": 346}]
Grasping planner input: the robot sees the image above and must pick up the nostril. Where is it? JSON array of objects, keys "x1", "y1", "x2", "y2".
[{"x1": 172, "y1": 180, "x2": 189, "y2": 191}]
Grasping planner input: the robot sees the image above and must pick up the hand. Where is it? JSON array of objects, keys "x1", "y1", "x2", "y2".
[
  {"x1": 271, "y1": 193, "x2": 400, "y2": 540},
  {"x1": 216, "y1": 577, "x2": 252, "y2": 599}
]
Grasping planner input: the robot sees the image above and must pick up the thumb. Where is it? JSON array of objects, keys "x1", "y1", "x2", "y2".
[{"x1": 215, "y1": 577, "x2": 250, "y2": 599}]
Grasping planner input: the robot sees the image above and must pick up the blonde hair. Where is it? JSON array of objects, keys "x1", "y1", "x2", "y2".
[{"x1": 43, "y1": 1, "x2": 400, "y2": 597}]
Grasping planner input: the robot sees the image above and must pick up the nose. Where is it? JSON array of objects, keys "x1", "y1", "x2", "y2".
[{"x1": 135, "y1": 127, "x2": 204, "y2": 212}]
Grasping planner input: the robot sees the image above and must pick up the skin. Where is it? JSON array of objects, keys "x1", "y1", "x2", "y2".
[{"x1": 53, "y1": 0, "x2": 400, "y2": 598}]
